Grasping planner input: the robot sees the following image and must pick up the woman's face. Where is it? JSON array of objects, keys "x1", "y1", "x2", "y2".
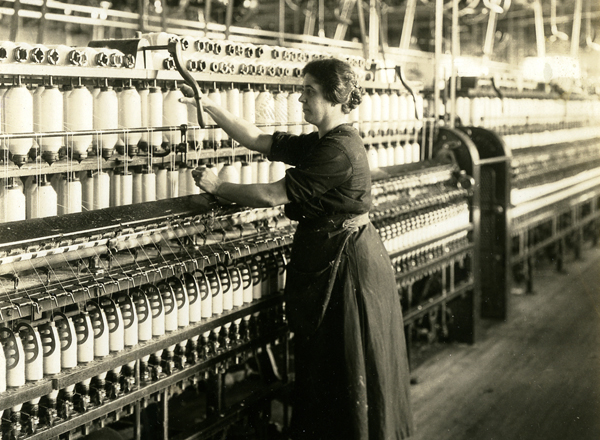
[{"x1": 299, "y1": 73, "x2": 333, "y2": 127}]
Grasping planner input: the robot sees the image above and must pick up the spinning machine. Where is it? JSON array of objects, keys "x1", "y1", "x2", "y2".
[
  {"x1": 454, "y1": 77, "x2": 600, "y2": 318},
  {"x1": 0, "y1": 33, "x2": 450, "y2": 439}
]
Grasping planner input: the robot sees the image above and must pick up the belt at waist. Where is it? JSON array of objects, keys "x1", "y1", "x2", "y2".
[{"x1": 297, "y1": 212, "x2": 371, "y2": 237}]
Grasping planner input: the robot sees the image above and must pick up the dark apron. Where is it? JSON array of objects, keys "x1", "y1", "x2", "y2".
[
  {"x1": 285, "y1": 212, "x2": 370, "y2": 338},
  {"x1": 285, "y1": 213, "x2": 414, "y2": 440}
]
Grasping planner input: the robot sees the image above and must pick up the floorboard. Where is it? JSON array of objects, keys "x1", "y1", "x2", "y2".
[{"x1": 409, "y1": 244, "x2": 600, "y2": 440}]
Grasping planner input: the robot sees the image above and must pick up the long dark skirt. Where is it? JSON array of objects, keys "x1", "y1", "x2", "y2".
[{"x1": 286, "y1": 222, "x2": 414, "y2": 440}]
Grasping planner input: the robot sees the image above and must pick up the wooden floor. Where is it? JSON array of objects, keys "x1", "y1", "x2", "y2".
[{"x1": 408, "y1": 244, "x2": 600, "y2": 440}]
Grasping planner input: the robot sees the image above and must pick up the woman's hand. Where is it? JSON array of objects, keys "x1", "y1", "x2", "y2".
[
  {"x1": 179, "y1": 84, "x2": 217, "y2": 109},
  {"x1": 192, "y1": 166, "x2": 221, "y2": 194}
]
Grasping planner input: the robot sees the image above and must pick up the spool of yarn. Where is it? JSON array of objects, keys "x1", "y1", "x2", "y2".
[
  {"x1": 238, "y1": 259, "x2": 253, "y2": 304},
  {"x1": 187, "y1": 96, "x2": 204, "y2": 148},
  {"x1": 359, "y1": 91, "x2": 372, "y2": 137},
  {"x1": 256, "y1": 89, "x2": 275, "y2": 134},
  {"x1": 40, "y1": 321, "x2": 62, "y2": 375},
  {"x1": 257, "y1": 159, "x2": 270, "y2": 184},
  {"x1": 54, "y1": 313, "x2": 78, "y2": 370},
  {"x1": 131, "y1": 288, "x2": 152, "y2": 342},
  {"x1": 1, "y1": 327, "x2": 25, "y2": 388},
  {"x1": 5, "y1": 78, "x2": 33, "y2": 167},
  {"x1": 230, "y1": 266, "x2": 244, "y2": 308},
  {"x1": 158, "y1": 281, "x2": 178, "y2": 332},
  {"x1": 387, "y1": 142, "x2": 395, "y2": 166},
  {"x1": 217, "y1": 264, "x2": 233, "y2": 312},
  {"x1": 121, "y1": 171, "x2": 133, "y2": 206},
  {"x1": 93, "y1": 85, "x2": 119, "y2": 159},
  {"x1": 118, "y1": 82, "x2": 142, "y2": 155},
  {"x1": 111, "y1": 169, "x2": 123, "y2": 207},
  {"x1": 274, "y1": 90, "x2": 288, "y2": 132},
  {"x1": 142, "y1": 168, "x2": 156, "y2": 202},
  {"x1": 40, "y1": 84, "x2": 64, "y2": 165},
  {"x1": 249, "y1": 256, "x2": 262, "y2": 300},
  {"x1": 412, "y1": 141, "x2": 420, "y2": 162},
  {"x1": 226, "y1": 87, "x2": 241, "y2": 119},
  {"x1": 163, "y1": 83, "x2": 187, "y2": 147},
  {"x1": 73, "y1": 311, "x2": 94, "y2": 364},
  {"x1": 367, "y1": 145, "x2": 378, "y2": 170},
  {"x1": 31, "y1": 177, "x2": 57, "y2": 219},
  {"x1": 178, "y1": 164, "x2": 189, "y2": 196},
  {"x1": 147, "y1": 85, "x2": 164, "y2": 151},
  {"x1": 241, "y1": 161, "x2": 253, "y2": 184},
  {"x1": 269, "y1": 161, "x2": 286, "y2": 182},
  {"x1": 87, "y1": 301, "x2": 109, "y2": 358},
  {"x1": 250, "y1": 159, "x2": 259, "y2": 184},
  {"x1": 16, "y1": 322, "x2": 43, "y2": 382},
  {"x1": 182, "y1": 272, "x2": 202, "y2": 323},
  {"x1": 205, "y1": 266, "x2": 223, "y2": 316},
  {"x1": 205, "y1": 88, "x2": 222, "y2": 148},
  {"x1": 242, "y1": 88, "x2": 256, "y2": 124},
  {"x1": 66, "y1": 84, "x2": 93, "y2": 161},
  {"x1": 117, "y1": 295, "x2": 141, "y2": 351},
  {"x1": 93, "y1": 171, "x2": 110, "y2": 209},
  {"x1": 156, "y1": 166, "x2": 168, "y2": 200},
  {"x1": 167, "y1": 165, "x2": 179, "y2": 198},
  {"x1": 132, "y1": 167, "x2": 143, "y2": 204},
  {"x1": 63, "y1": 174, "x2": 83, "y2": 214},
  {"x1": 100, "y1": 297, "x2": 125, "y2": 353},
  {"x1": 3, "y1": 179, "x2": 26, "y2": 222},
  {"x1": 218, "y1": 159, "x2": 240, "y2": 185},
  {"x1": 169, "y1": 277, "x2": 189, "y2": 328},
  {"x1": 81, "y1": 170, "x2": 94, "y2": 211},
  {"x1": 196, "y1": 270, "x2": 212, "y2": 319},
  {"x1": 145, "y1": 284, "x2": 165, "y2": 337},
  {"x1": 403, "y1": 142, "x2": 412, "y2": 164}
]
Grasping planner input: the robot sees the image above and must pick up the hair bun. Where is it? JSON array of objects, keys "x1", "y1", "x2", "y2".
[{"x1": 349, "y1": 87, "x2": 363, "y2": 109}]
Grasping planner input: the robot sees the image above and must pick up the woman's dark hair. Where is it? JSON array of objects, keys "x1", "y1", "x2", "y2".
[{"x1": 302, "y1": 58, "x2": 363, "y2": 114}]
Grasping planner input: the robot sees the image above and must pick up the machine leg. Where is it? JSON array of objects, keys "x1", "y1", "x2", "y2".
[
  {"x1": 574, "y1": 227, "x2": 583, "y2": 260},
  {"x1": 162, "y1": 389, "x2": 169, "y2": 440},
  {"x1": 556, "y1": 238, "x2": 565, "y2": 273},
  {"x1": 526, "y1": 255, "x2": 534, "y2": 294}
]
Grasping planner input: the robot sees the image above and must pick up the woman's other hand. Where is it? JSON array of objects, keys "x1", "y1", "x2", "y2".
[{"x1": 192, "y1": 166, "x2": 221, "y2": 194}]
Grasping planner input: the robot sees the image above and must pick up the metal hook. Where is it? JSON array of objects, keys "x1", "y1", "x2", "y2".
[
  {"x1": 125, "y1": 273, "x2": 136, "y2": 288},
  {"x1": 63, "y1": 289, "x2": 76, "y2": 304},
  {"x1": 30, "y1": 299, "x2": 41, "y2": 317},
  {"x1": 13, "y1": 303, "x2": 22, "y2": 318},
  {"x1": 80, "y1": 284, "x2": 92, "y2": 299},
  {"x1": 98, "y1": 283, "x2": 108, "y2": 298}
]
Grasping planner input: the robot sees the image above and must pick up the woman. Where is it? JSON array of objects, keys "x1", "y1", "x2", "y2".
[{"x1": 183, "y1": 58, "x2": 413, "y2": 439}]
